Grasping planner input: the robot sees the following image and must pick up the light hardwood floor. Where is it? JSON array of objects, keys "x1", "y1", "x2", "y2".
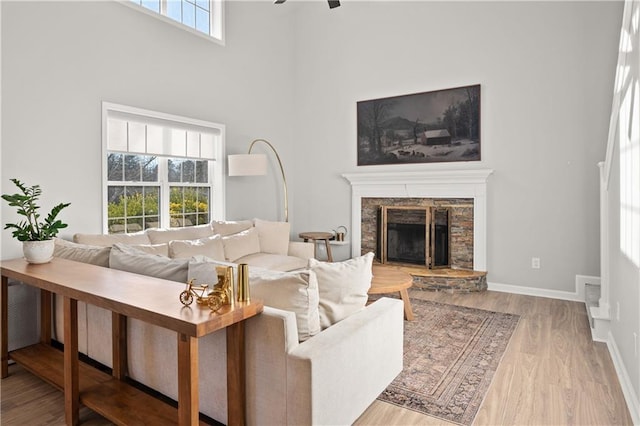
[{"x1": 1, "y1": 289, "x2": 633, "y2": 425}]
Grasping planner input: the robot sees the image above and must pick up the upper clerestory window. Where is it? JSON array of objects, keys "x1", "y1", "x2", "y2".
[{"x1": 125, "y1": 0, "x2": 224, "y2": 44}]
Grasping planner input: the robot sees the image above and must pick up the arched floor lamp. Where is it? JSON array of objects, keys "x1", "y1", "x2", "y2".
[{"x1": 227, "y1": 139, "x2": 289, "y2": 222}]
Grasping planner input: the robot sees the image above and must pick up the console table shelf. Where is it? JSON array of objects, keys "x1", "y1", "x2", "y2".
[{"x1": 11, "y1": 343, "x2": 205, "y2": 425}]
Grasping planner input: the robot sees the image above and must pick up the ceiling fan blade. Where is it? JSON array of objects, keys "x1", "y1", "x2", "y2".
[
  {"x1": 274, "y1": 0, "x2": 286, "y2": 3},
  {"x1": 328, "y1": 0, "x2": 340, "y2": 8}
]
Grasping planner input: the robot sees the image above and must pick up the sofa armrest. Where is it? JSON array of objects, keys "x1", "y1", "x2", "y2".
[
  {"x1": 287, "y1": 241, "x2": 314, "y2": 260},
  {"x1": 286, "y1": 297, "x2": 404, "y2": 425}
]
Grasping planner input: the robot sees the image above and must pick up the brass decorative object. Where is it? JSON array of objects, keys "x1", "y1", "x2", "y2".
[
  {"x1": 179, "y1": 266, "x2": 235, "y2": 313},
  {"x1": 236, "y1": 263, "x2": 250, "y2": 303}
]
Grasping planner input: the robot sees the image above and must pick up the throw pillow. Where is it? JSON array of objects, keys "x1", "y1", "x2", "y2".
[
  {"x1": 253, "y1": 218, "x2": 290, "y2": 255},
  {"x1": 169, "y1": 235, "x2": 225, "y2": 261},
  {"x1": 146, "y1": 224, "x2": 214, "y2": 244},
  {"x1": 109, "y1": 243, "x2": 189, "y2": 283},
  {"x1": 127, "y1": 243, "x2": 169, "y2": 257},
  {"x1": 211, "y1": 220, "x2": 253, "y2": 236},
  {"x1": 221, "y1": 228, "x2": 261, "y2": 262},
  {"x1": 308, "y1": 252, "x2": 374, "y2": 329},
  {"x1": 249, "y1": 268, "x2": 321, "y2": 341},
  {"x1": 53, "y1": 238, "x2": 111, "y2": 267}
]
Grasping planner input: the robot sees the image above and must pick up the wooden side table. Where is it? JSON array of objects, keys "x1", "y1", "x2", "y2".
[
  {"x1": 299, "y1": 231, "x2": 334, "y2": 262},
  {"x1": 369, "y1": 264, "x2": 414, "y2": 321}
]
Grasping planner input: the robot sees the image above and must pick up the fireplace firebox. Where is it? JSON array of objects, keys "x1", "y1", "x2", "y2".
[{"x1": 378, "y1": 206, "x2": 451, "y2": 268}]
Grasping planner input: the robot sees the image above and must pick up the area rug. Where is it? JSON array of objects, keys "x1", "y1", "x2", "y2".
[{"x1": 378, "y1": 298, "x2": 520, "y2": 425}]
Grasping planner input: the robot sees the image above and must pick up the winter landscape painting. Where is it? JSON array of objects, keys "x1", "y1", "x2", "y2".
[{"x1": 357, "y1": 84, "x2": 481, "y2": 166}]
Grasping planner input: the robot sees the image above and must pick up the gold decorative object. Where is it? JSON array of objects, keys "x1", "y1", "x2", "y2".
[
  {"x1": 236, "y1": 263, "x2": 250, "y2": 303},
  {"x1": 179, "y1": 279, "x2": 212, "y2": 306},
  {"x1": 179, "y1": 266, "x2": 235, "y2": 313}
]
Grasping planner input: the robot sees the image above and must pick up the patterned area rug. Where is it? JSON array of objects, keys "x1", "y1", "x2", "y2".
[{"x1": 378, "y1": 298, "x2": 520, "y2": 425}]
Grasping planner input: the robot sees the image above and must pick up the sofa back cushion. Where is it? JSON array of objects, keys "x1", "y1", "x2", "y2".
[
  {"x1": 222, "y1": 228, "x2": 261, "y2": 262},
  {"x1": 249, "y1": 268, "x2": 321, "y2": 341},
  {"x1": 109, "y1": 243, "x2": 189, "y2": 283},
  {"x1": 74, "y1": 232, "x2": 151, "y2": 247},
  {"x1": 169, "y1": 235, "x2": 225, "y2": 261},
  {"x1": 254, "y1": 219, "x2": 290, "y2": 255},
  {"x1": 53, "y1": 238, "x2": 111, "y2": 267},
  {"x1": 309, "y1": 252, "x2": 374, "y2": 329},
  {"x1": 211, "y1": 220, "x2": 253, "y2": 236},
  {"x1": 146, "y1": 224, "x2": 214, "y2": 244},
  {"x1": 187, "y1": 255, "x2": 236, "y2": 289}
]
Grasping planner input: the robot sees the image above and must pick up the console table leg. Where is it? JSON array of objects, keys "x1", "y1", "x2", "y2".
[
  {"x1": 1, "y1": 276, "x2": 8, "y2": 379},
  {"x1": 112, "y1": 312, "x2": 127, "y2": 380},
  {"x1": 40, "y1": 289, "x2": 52, "y2": 344},
  {"x1": 177, "y1": 333, "x2": 199, "y2": 426},
  {"x1": 227, "y1": 322, "x2": 246, "y2": 426},
  {"x1": 63, "y1": 297, "x2": 79, "y2": 426}
]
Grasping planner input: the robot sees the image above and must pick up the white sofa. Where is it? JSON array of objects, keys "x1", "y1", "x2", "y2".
[{"x1": 51, "y1": 219, "x2": 404, "y2": 425}]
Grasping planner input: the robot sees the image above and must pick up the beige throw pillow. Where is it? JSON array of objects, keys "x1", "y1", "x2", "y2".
[
  {"x1": 254, "y1": 218, "x2": 290, "y2": 255},
  {"x1": 53, "y1": 238, "x2": 111, "y2": 267},
  {"x1": 211, "y1": 220, "x2": 253, "y2": 236},
  {"x1": 309, "y1": 252, "x2": 374, "y2": 329},
  {"x1": 127, "y1": 243, "x2": 169, "y2": 257},
  {"x1": 249, "y1": 268, "x2": 321, "y2": 341},
  {"x1": 109, "y1": 243, "x2": 189, "y2": 283},
  {"x1": 169, "y1": 235, "x2": 225, "y2": 261},
  {"x1": 222, "y1": 228, "x2": 261, "y2": 262}
]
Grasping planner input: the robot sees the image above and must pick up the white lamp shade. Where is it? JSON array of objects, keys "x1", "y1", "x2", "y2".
[{"x1": 228, "y1": 154, "x2": 268, "y2": 176}]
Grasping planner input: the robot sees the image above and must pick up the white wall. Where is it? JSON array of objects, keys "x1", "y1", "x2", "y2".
[
  {"x1": 291, "y1": 1, "x2": 622, "y2": 292},
  {"x1": 1, "y1": 1, "x2": 295, "y2": 259},
  {"x1": 605, "y1": 0, "x2": 640, "y2": 416}
]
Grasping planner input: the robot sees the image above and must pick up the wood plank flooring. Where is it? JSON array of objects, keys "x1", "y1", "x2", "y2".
[{"x1": 1, "y1": 289, "x2": 633, "y2": 425}]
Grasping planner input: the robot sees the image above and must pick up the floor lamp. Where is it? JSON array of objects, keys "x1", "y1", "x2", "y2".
[{"x1": 228, "y1": 139, "x2": 289, "y2": 222}]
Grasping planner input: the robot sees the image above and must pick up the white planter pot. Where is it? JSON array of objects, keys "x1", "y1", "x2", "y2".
[{"x1": 22, "y1": 240, "x2": 55, "y2": 264}]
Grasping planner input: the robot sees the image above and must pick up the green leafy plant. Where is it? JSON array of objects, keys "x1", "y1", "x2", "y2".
[{"x1": 1, "y1": 178, "x2": 71, "y2": 241}]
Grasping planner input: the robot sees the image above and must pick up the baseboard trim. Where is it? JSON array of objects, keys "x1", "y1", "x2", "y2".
[
  {"x1": 487, "y1": 281, "x2": 583, "y2": 302},
  {"x1": 607, "y1": 331, "x2": 640, "y2": 425}
]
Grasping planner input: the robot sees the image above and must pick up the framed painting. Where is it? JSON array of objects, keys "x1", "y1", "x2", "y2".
[{"x1": 357, "y1": 84, "x2": 480, "y2": 166}]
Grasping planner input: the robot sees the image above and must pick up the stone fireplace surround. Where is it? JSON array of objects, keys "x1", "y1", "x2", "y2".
[{"x1": 342, "y1": 169, "x2": 493, "y2": 272}]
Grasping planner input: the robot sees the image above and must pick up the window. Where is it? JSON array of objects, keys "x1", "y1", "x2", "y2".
[
  {"x1": 125, "y1": 0, "x2": 224, "y2": 43},
  {"x1": 103, "y1": 102, "x2": 225, "y2": 234}
]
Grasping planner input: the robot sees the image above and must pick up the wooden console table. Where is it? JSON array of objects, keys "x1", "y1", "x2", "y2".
[{"x1": 1, "y1": 257, "x2": 263, "y2": 425}]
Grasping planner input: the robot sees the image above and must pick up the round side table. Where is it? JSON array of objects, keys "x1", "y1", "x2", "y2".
[{"x1": 299, "y1": 231, "x2": 334, "y2": 262}]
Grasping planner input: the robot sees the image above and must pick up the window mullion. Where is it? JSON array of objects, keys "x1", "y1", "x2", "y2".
[{"x1": 159, "y1": 158, "x2": 171, "y2": 229}]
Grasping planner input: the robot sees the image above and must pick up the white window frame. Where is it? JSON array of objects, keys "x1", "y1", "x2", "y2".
[
  {"x1": 118, "y1": 0, "x2": 225, "y2": 45},
  {"x1": 102, "y1": 102, "x2": 226, "y2": 234}
]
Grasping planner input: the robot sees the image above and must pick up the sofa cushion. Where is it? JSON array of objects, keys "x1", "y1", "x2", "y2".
[
  {"x1": 222, "y1": 228, "x2": 261, "y2": 262},
  {"x1": 53, "y1": 238, "x2": 111, "y2": 267},
  {"x1": 109, "y1": 243, "x2": 188, "y2": 283},
  {"x1": 309, "y1": 252, "x2": 374, "y2": 329},
  {"x1": 249, "y1": 269, "x2": 321, "y2": 341},
  {"x1": 254, "y1": 219, "x2": 290, "y2": 255},
  {"x1": 127, "y1": 243, "x2": 169, "y2": 257},
  {"x1": 211, "y1": 220, "x2": 253, "y2": 236},
  {"x1": 73, "y1": 231, "x2": 151, "y2": 247},
  {"x1": 169, "y1": 235, "x2": 225, "y2": 261},
  {"x1": 146, "y1": 224, "x2": 214, "y2": 244},
  {"x1": 235, "y1": 252, "x2": 307, "y2": 272}
]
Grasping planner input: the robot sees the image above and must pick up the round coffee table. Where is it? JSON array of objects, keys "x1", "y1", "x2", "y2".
[{"x1": 369, "y1": 264, "x2": 414, "y2": 321}]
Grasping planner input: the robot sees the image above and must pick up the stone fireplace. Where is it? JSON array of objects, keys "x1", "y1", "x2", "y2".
[
  {"x1": 343, "y1": 169, "x2": 493, "y2": 291},
  {"x1": 367, "y1": 199, "x2": 473, "y2": 270}
]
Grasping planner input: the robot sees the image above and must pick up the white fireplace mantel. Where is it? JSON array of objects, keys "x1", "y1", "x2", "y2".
[{"x1": 342, "y1": 169, "x2": 494, "y2": 271}]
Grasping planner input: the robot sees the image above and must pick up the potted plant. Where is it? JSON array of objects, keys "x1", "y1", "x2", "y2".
[{"x1": 2, "y1": 178, "x2": 71, "y2": 264}]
